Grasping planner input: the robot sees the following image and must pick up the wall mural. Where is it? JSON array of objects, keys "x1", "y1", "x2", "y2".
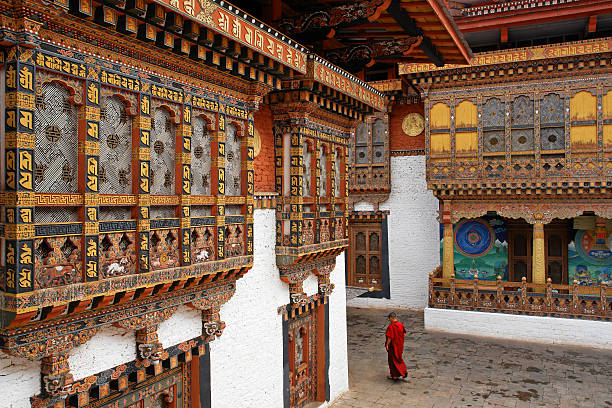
[
  {"x1": 569, "y1": 228, "x2": 612, "y2": 286},
  {"x1": 440, "y1": 216, "x2": 508, "y2": 281}
]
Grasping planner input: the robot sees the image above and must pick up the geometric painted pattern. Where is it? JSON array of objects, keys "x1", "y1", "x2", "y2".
[
  {"x1": 225, "y1": 123, "x2": 242, "y2": 196},
  {"x1": 191, "y1": 116, "x2": 212, "y2": 196},
  {"x1": 150, "y1": 108, "x2": 175, "y2": 195},
  {"x1": 34, "y1": 82, "x2": 79, "y2": 193},
  {"x1": 99, "y1": 96, "x2": 132, "y2": 194}
]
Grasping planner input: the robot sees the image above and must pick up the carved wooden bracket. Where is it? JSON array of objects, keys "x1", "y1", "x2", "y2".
[
  {"x1": 325, "y1": 37, "x2": 422, "y2": 72},
  {"x1": 201, "y1": 307, "x2": 226, "y2": 342},
  {"x1": 280, "y1": 268, "x2": 311, "y2": 305},
  {"x1": 276, "y1": 0, "x2": 392, "y2": 39},
  {"x1": 113, "y1": 306, "x2": 178, "y2": 331},
  {"x1": 135, "y1": 325, "x2": 165, "y2": 365},
  {"x1": 313, "y1": 261, "x2": 336, "y2": 296},
  {"x1": 187, "y1": 282, "x2": 236, "y2": 342},
  {"x1": 41, "y1": 352, "x2": 73, "y2": 398}
]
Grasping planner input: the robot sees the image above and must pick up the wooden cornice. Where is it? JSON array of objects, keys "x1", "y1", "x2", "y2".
[{"x1": 457, "y1": 0, "x2": 612, "y2": 32}]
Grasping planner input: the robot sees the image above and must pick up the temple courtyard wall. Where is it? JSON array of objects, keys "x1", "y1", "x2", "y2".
[
  {"x1": 349, "y1": 155, "x2": 439, "y2": 309},
  {"x1": 425, "y1": 308, "x2": 612, "y2": 349}
]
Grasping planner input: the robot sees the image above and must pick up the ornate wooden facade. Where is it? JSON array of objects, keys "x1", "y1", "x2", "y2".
[
  {"x1": 401, "y1": 37, "x2": 612, "y2": 316},
  {"x1": 267, "y1": 56, "x2": 386, "y2": 305},
  {"x1": 0, "y1": 0, "x2": 393, "y2": 405}
]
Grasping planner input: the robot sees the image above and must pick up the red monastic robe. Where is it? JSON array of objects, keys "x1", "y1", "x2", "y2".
[{"x1": 385, "y1": 321, "x2": 407, "y2": 378}]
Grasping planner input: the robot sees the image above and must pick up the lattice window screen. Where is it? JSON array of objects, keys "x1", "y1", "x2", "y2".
[
  {"x1": 99, "y1": 206, "x2": 131, "y2": 221},
  {"x1": 34, "y1": 81, "x2": 79, "y2": 193},
  {"x1": 191, "y1": 116, "x2": 212, "y2": 195},
  {"x1": 150, "y1": 206, "x2": 175, "y2": 219},
  {"x1": 225, "y1": 123, "x2": 242, "y2": 196},
  {"x1": 302, "y1": 142, "x2": 311, "y2": 197},
  {"x1": 100, "y1": 95, "x2": 132, "y2": 194},
  {"x1": 320, "y1": 146, "x2": 327, "y2": 197},
  {"x1": 34, "y1": 207, "x2": 79, "y2": 223},
  {"x1": 334, "y1": 150, "x2": 341, "y2": 198},
  {"x1": 150, "y1": 108, "x2": 176, "y2": 195},
  {"x1": 511, "y1": 96, "x2": 534, "y2": 151}
]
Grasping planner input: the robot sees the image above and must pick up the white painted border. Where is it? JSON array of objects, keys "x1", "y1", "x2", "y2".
[{"x1": 425, "y1": 308, "x2": 612, "y2": 349}]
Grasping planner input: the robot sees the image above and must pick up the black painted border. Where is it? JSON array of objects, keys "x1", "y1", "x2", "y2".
[
  {"x1": 200, "y1": 343, "x2": 212, "y2": 408},
  {"x1": 283, "y1": 317, "x2": 290, "y2": 408},
  {"x1": 325, "y1": 301, "x2": 330, "y2": 401}
]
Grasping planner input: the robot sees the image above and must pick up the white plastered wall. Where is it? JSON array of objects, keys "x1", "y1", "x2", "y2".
[
  {"x1": 0, "y1": 353, "x2": 40, "y2": 408},
  {"x1": 425, "y1": 308, "x2": 612, "y2": 349},
  {"x1": 348, "y1": 155, "x2": 440, "y2": 309},
  {"x1": 210, "y1": 209, "x2": 349, "y2": 408}
]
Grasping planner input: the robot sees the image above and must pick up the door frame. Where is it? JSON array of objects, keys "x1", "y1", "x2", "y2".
[{"x1": 507, "y1": 221, "x2": 533, "y2": 282}]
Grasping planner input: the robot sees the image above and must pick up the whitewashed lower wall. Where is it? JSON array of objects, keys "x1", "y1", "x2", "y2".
[
  {"x1": 210, "y1": 209, "x2": 349, "y2": 407},
  {"x1": 0, "y1": 353, "x2": 40, "y2": 408},
  {"x1": 349, "y1": 155, "x2": 439, "y2": 309},
  {"x1": 425, "y1": 308, "x2": 612, "y2": 349},
  {"x1": 210, "y1": 209, "x2": 287, "y2": 407}
]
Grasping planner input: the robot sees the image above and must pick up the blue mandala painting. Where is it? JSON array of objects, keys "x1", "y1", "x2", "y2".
[{"x1": 454, "y1": 219, "x2": 494, "y2": 257}]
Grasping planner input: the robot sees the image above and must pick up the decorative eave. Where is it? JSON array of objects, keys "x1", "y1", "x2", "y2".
[
  {"x1": 308, "y1": 56, "x2": 387, "y2": 112},
  {"x1": 457, "y1": 0, "x2": 612, "y2": 30},
  {"x1": 399, "y1": 37, "x2": 612, "y2": 87},
  {"x1": 149, "y1": 0, "x2": 309, "y2": 74},
  {"x1": 34, "y1": 0, "x2": 308, "y2": 89}
]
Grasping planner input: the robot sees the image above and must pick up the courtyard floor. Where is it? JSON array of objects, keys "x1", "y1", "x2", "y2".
[{"x1": 331, "y1": 307, "x2": 612, "y2": 408}]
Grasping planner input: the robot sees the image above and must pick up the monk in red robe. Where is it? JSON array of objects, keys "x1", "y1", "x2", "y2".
[{"x1": 385, "y1": 312, "x2": 407, "y2": 380}]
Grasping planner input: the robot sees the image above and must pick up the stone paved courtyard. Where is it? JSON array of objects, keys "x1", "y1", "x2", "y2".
[{"x1": 331, "y1": 307, "x2": 612, "y2": 408}]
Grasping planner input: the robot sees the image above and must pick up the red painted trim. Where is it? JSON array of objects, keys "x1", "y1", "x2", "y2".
[
  {"x1": 458, "y1": 0, "x2": 612, "y2": 32},
  {"x1": 424, "y1": 0, "x2": 472, "y2": 63}
]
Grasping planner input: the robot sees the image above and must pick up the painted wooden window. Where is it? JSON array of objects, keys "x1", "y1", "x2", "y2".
[
  {"x1": 334, "y1": 149, "x2": 341, "y2": 198},
  {"x1": 34, "y1": 81, "x2": 79, "y2": 193},
  {"x1": 540, "y1": 93, "x2": 565, "y2": 151},
  {"x1": 349, "y1": 220, "x2": 383, "y2": 290},
  {"x1": 191, "y1": 116, "x2": 212, "y2": 196},
  {"x1": 510, "y1": 95, "x2": 534, "y2": 151},
  {"x1": 302, "y1": 141, "x2": 311, "y2": 197},
  {"x1": 455, "y1": 100, "x2": 477, "y2": 153},
  {"x1": 319, "y1": 145, "x2": 327, "y2": 197},
  {"x1": 570, "y1": 90, "x2": 597, "y2": 149},
  {"x1": 603, "y1": 90, "x2": 612, "y2": 148},
  {"x1": 225, "y1": 123, "x2": 242, "y2": 196},
  {"x1": 429, "y1": 102, "x2": 451, "y2": 154},
  {"x1": 372, "y1": 118, "x2": 386, "y2": 163},
  {"x1": 99, "y1": 95, "x2": 132, "y2": 194},
  {"x1": 150, "y1": 107, "x2": 176, "y2": 195},
  {"x1": 482, "y1": 97, "x2": 505, "y2": 153}
]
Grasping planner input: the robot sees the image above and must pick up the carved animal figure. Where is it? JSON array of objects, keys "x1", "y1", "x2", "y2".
[
  {"x1": 38, "y1": 265, "x2": 73, "y2": 288},
  {"x1": 196, "y1": 249, "x2": 209, "y2": 261},
  {"x1": 106, "y1": 257, "x2": 128, "y2": 276}
]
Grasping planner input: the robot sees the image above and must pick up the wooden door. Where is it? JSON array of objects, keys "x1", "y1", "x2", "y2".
[
  {"x1": 508, "y1": 226, "x2": 532, "y2": 282},
  {"x1": 545, "y1": 224, "x2": 568, "y2": 284},
  {"x1": 288, "y1": 311, "x2": 317, "y2": 408},
  {"x1": 349, "y1": 222, "x2": 383, "y2": 290}
]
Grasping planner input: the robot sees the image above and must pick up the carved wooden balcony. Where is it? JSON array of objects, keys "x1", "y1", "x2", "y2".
[
  {"x1": 424, "y1": 81, "x2": 612, "y2": 198},
  {"x1": 428, "y1": 268, "x2": 612, "y2": 320}
]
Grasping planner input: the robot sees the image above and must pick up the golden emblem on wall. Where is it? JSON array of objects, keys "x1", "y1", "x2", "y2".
[
  {"x1": 402, "y1": 112, "x2": 425, "y2": 137},
  {"x1": 253, "y1": 128, "x2": 261, "y2": 158}
]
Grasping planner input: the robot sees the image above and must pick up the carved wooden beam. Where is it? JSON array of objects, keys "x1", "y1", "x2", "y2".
[
  {"x1": 325, "y1": 36, "x2": 422, "y2": 72},
  {"x1": 387, "y1": 0, "x2": 445, "y2": 66},
  {"x1": 277, "y1": 0, "x2": 392, "y2": 41}
]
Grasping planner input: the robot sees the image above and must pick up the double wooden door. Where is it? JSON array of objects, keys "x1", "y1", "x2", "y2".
[
  {"x1": 507, "y1": 221, "x2": 568, "y2": 284},
  {"x1": 348, "y1": 221, "x2": 383, "y2": 290}
]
